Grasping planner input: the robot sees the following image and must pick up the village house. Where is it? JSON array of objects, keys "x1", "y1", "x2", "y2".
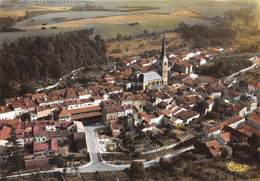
[
  {"x1": 173, "y1": 110, "x2": 200, "y2": 124},
  {"x1": 105, "y1": 85, "x2": 123, "y2": 96},
  {"x1": 103, "y1": 74, "x2": 115, "y2": 84},
  {"x1": 59, "y1": 106, "x2": 102, "y2": 123},
  {"x1": 183, "y1": 50, "x2": 202, "y2": 61},
  {"x1": 248, "y1": 82, "x2": 260, "y2": 93},
  {"x1": 30, "y1": 106, "x2": 57, "y2": 121},
  {"x1": 110, "y1": 120, "x2": 124, "y2": 137},
  {"x1": 0, "y1": 106, "x2": 16, "y2": 120},
  {"x1": 123, "y1": 57, "x2": 138, "y2": 67},
  {"x1": 205, "y1": 140, "x2": 222, "y2": 158},
  {"x1": 65, "y1": 98, "x2": 99, "y2": 110},
  {"x1": 138, "y1": 57, "x2": 157, "y2": 67},
  {"x1": 208, "y1": 116, "x2": 246, "y2": 138},
  {"x1": 137, "y1": 111, "x2": 164, "y2": 125},
  {"x1": 172, "y1": 61, "x2": 193, "y2": 74},
  {"x1": 78, "y1": 89, "x2": 92, "y2": 100},
  {"x1": 216, "y1": 132, "x2": 233, "y2": 145},
  {"x1": 121, "y1": 93, "x2": 145, "y2": 109},
  {"x1": 33, "y1": 138, "x2": 58, "y2": 158},
  {"x1": 189, "y1": 55, "x2": 207, "y2": 68},
  {"x1": 247, "y1": 113, "x2": 260, "y2": 130},
  {"x1": 102, "y1": 104, "x2": 133, "y2": 125}
]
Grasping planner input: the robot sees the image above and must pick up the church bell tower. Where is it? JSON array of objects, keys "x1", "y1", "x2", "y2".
[{"x1": 159, "y1": 33, "x2": 168, "y2": 86}]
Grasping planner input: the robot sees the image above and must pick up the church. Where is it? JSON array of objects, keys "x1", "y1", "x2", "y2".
[{"x1": 133, "y1": 34, "x2": 169, "y2": 91}]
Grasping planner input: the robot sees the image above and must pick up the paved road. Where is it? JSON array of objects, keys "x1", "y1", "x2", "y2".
[
  {"x1": 36, "y1": 67, "x2": 84, "y2": 92},
  {"x1": 224, "y1": 56, "x2": 258, "y2": 83},
  {"x1": 143, "y1": 145, "x2": 195, "y2": 168},
  {"x1": 69, "y1": 124, "x2": 130, "y2": 173}
]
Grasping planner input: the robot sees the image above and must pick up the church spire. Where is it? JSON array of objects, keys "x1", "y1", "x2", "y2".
[
  {"x1": 160, "y1": 33, "x2": 167, "y2": 60},
  {"x1": 159, "y1": 33, "x2": 168, "y2": 86}
]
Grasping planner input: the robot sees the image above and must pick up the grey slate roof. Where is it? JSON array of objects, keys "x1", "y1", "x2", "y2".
[{"x1": 139, "y1": 71, "x2": 162, "y2": 83}]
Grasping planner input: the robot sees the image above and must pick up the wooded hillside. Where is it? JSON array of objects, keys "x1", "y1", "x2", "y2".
[{"x1": 0, "y1": 29, "x2": 107, "y2": 101}]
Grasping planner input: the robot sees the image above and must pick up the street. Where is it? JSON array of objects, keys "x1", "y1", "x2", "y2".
[
  {"x1": 5, "y1": 122, "x2": 195, "y2": 178},
  {"x1": 71, "y1": 124, "x2": 130, "y2": 173}
]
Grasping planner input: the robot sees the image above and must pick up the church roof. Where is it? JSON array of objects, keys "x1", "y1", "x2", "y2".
[{"x1": 141, "y1": 71, "x2": 162, "y2": 83}]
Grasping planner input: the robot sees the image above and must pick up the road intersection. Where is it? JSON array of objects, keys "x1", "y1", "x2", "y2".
[{"x1": 5, "y1": 122, "x2": 194, "y2": 178}]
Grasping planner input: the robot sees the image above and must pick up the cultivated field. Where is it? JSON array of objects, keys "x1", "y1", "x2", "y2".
[
  {"x1": 106, "y1": 32, "x2": 182, "y2": 58},
  {"x1": 0, "y1": 5, "x2": 72, "y2": 18},
  {"x1": 19, "y1": 10, "x2": 204, "y2": 29},
  {"x1": 0, "y1": 0, "x2": 256, "y2": 47}
]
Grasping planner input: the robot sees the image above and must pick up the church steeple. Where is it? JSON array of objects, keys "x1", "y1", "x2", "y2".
[
  {"x1": 160, "y1": 33, "x2": 167, "y2": 60},
  {"x1": 159, "y1": 33, "x2": 168, "y2": 86}
]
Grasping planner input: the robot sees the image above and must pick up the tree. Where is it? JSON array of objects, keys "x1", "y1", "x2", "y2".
[
  {"x1": 129, "y1": 161, "x2": 145, "y2": 179},
  {"x1": 19, "y1": 83, "x2": 35, "y2": 96},
  {"x1": 116, "y1": 33, "x2": 122, "y2": 41},
  {"x1": 248, "y1": 134, "x2": 259, "y2": 148},
  {"x1": 52, "y1": 154, "x2": 66, "y2": 168},
  {"x1": 194, "y1": 101, "x2": 208, "y2": 116},
  {"x1": 30, "y1": 172, "x2": 44, "y2": 181},
  {"x1": 5, "y1": 126, "x2": 24, "y2": 173}
]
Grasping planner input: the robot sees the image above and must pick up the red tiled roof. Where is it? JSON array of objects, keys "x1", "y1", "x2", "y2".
[
  {"x1": 0, "y1": 119, "x2": 22, "y2": 129},
  {"x1": 71, "y1": 112, "x2": 102, "y2": 120},
  {"x1": 175, "y1": 61, "x2": 192, "y2": 67},
  {"x1": 138, "y1": 112, "x2": 151, "y2": 123},
  {"x1": 209, "y1": 115, "x2": 242, "y2": 133},
  {"x1": 0, "y1": 126, "x2": 12, "y2": 140},
  {"x1": 69, "y1": 106, "x2": 102, "y2": 115},
  {"x1": 206, "y1": 140, "x2": 221, "y2": 149},
  {"x1": 110, "y1": 121, "x2": 123, "y2": 130},
  {"x1": 16, "y1": 128, "x2": 25, "y2": 139},
  {"x1": 220, "y1": 132, "x2": 232, "y2": 143},
  {"x1": 33, "y1": 143, "x2": 48, "y2": 152},
  {"x1": 248, "y1": 113, "x2": 260, "y2": 125},
  {"x1": 239, "y1": 124, "x2": 260, "y2": 136},
  {"x1": 32, "y1": 125, "x2": 45, "y2": 136},
  {"x1": 50, "y1": 138, "x2": 58, "y2": 152},
  {"x1": 0, "y1": 105, "x2": 13, "y2": 113},
  {"x1": 59, "y1": 109, "x2": 71, "y2": 117},
  {"x1": 174, "y1": 110, "x2": 199, "y2": 121},
  {"x1": 205, "y1": 140, "x2": 221, "y2": 157}
]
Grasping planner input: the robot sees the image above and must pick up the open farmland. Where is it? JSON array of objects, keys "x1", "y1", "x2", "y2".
[
  {"x1": 106, "y1": 32, "x2": 182, "y2": 58},
  {"x1": 0, "y1": 5, "x2": 72, "y2": 18},
  {"x1": 19, "y1": 10, "x2": 203, "y2": 29},
  {"x1": 0, "y1": 0, "x2": 256, "y2": 47}
]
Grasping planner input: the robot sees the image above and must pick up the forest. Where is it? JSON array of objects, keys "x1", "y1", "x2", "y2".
[
  {"x1": 176, "y1": 23, "x2": 235, "y2": 47},
  {"x1": 0, "y1": 29, "x2": 107, "y2": 101}
]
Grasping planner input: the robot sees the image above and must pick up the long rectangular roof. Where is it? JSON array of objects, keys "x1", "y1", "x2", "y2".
[{"x1": 137, "y1": 71, "x2": 162, "y2": 84}]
